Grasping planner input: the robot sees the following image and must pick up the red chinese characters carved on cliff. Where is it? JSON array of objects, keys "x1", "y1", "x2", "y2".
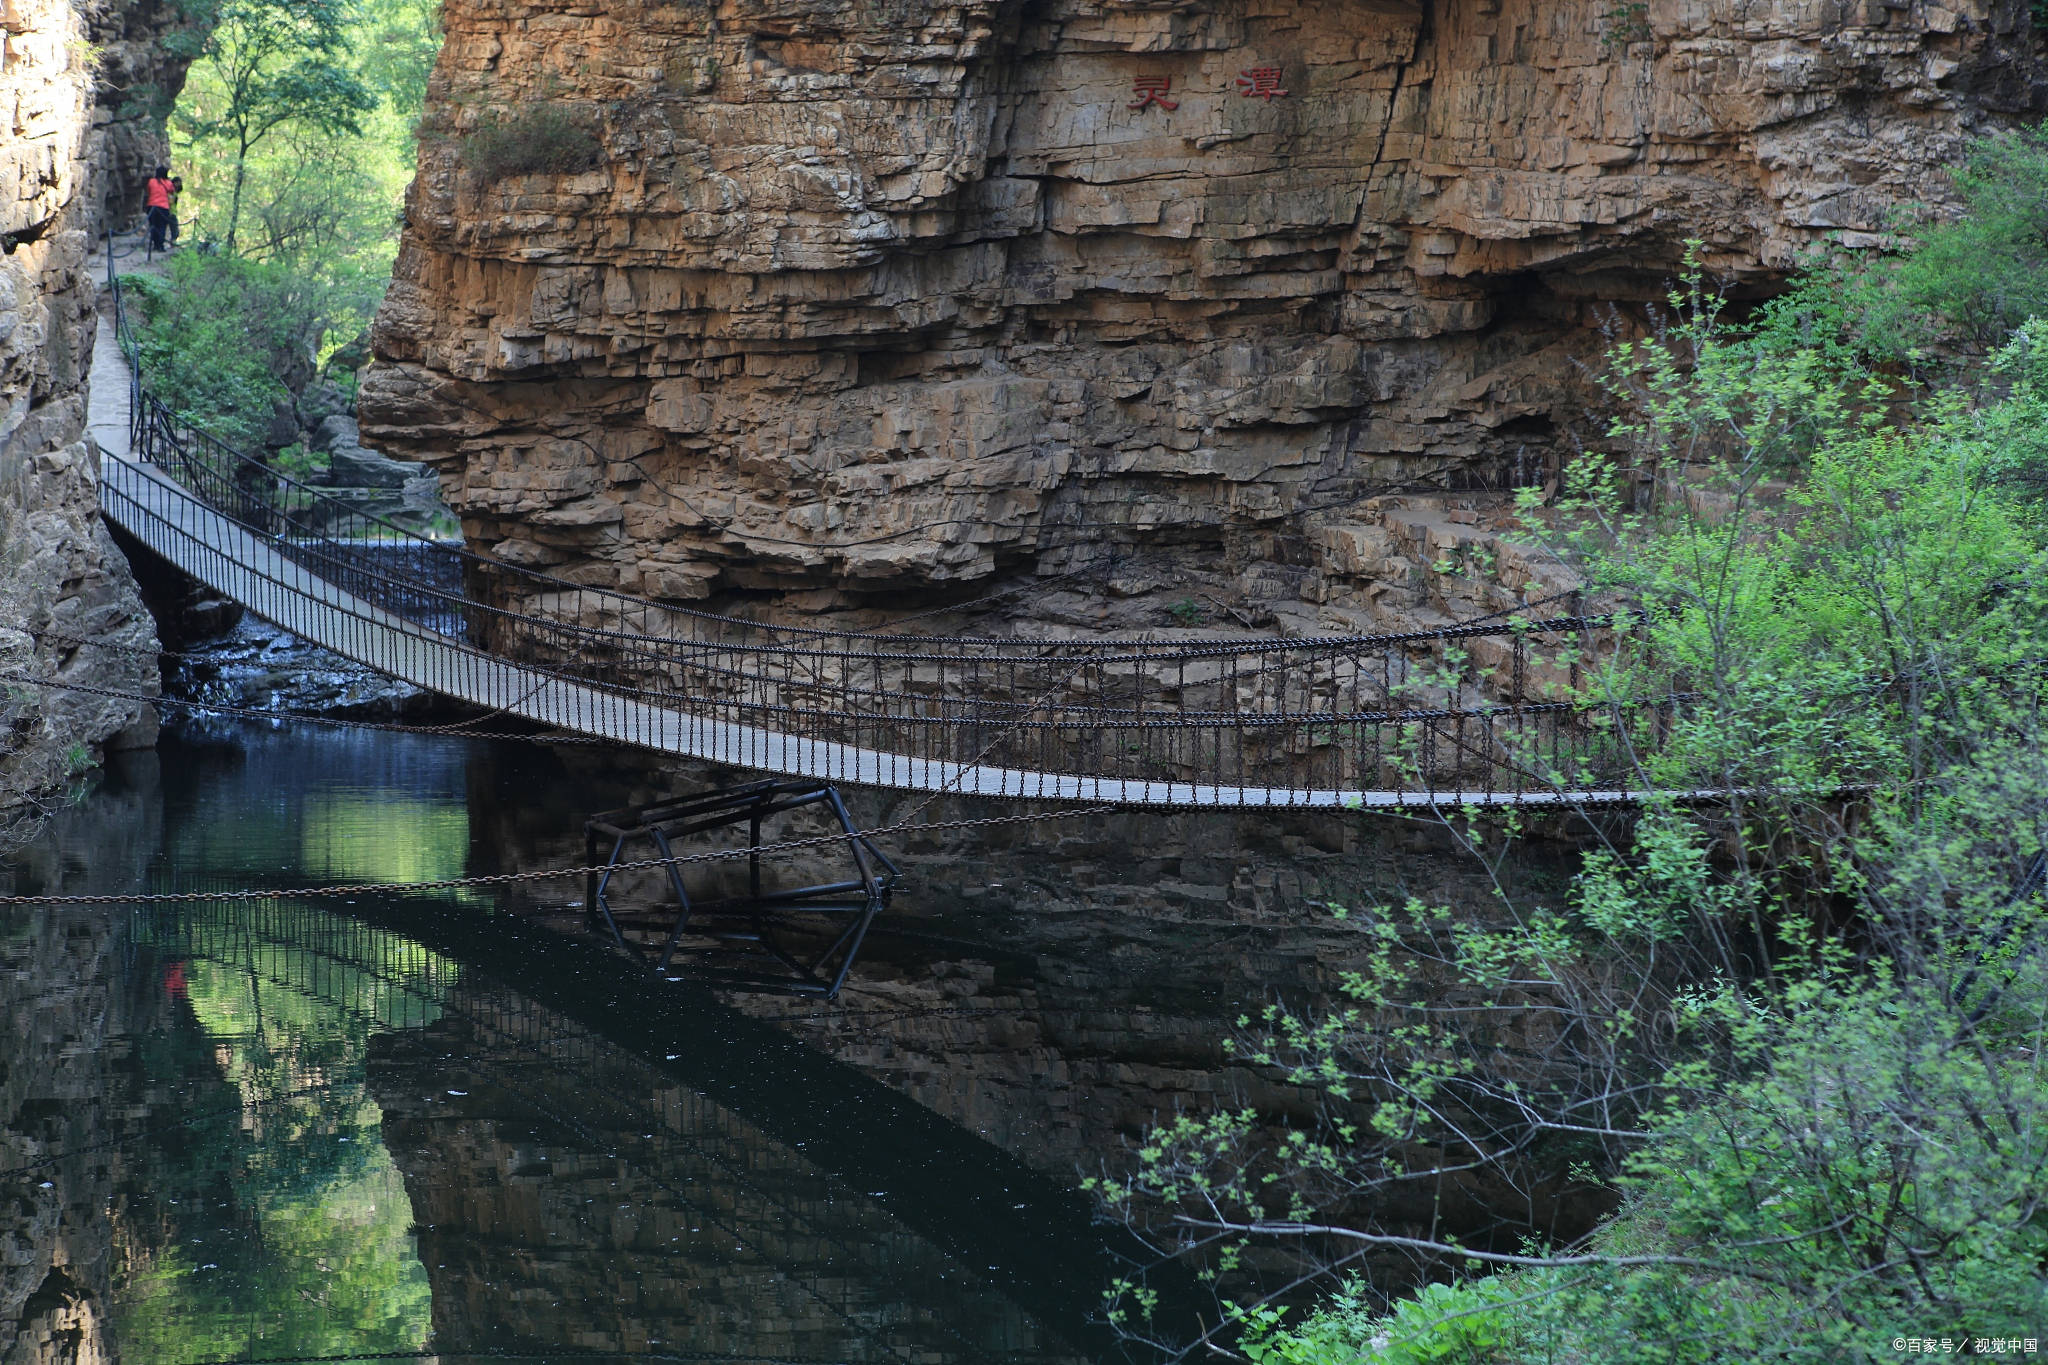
[
  {"x1": 1235, "y1": 67, "x2": 1288, "y2": 100},
  {"x1": 1129, "y1": 75, "x2": 1179, "y2": 111}
]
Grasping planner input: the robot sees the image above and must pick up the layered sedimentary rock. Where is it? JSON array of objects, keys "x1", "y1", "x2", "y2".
[
  {"x1": 363, "y1": 0, "x2": 2038, "y2": 625},
  {"x1": 0, "y1": 0, "x2": 187, "y2": 812}
]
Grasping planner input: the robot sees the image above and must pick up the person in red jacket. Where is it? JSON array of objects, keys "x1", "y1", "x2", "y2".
[{"x1": 145, "y1": 166, "x2": 174, "y2": 253}]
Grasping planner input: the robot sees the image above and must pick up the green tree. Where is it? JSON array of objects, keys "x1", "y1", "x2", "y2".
[
  {"x1": 1091, "y1": 134, "x2": 2048, "y2": 1361},
  {"x1": 152, "y1": 0, "x2": 437, "y2": 438},
  {"x1": 1761, "y1": 123, "x2": 2048, "y2": 371},
  {"x1": 172, "y1": 0, "x2": 376, "y2": 251},
  {"x1": 124, "y1": 251, "x2": 353, "y2": 450},
  {"x1": 352, "y1": 0, "x2": 440, "y2": 121}
]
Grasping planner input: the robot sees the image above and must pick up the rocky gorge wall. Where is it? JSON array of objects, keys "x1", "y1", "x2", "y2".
[
  {"x1": 363, "y1": 0, "x2": 2039, "y2": 630},
  {"x1": 83, "y1": 0, "x2": 210, "y2": 235},
  {"x1": 0, "y1": 0, "x2": 193, "y2": 815}
]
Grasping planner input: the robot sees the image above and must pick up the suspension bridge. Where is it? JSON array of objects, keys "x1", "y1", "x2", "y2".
[{"x1": 87, "y1": 262, "x2": 1649, "y2": 810}]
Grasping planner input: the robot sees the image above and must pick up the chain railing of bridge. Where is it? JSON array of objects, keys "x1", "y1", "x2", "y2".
[{"x1": 102, "y1": 259, "x2": 1676, "y2": 806}]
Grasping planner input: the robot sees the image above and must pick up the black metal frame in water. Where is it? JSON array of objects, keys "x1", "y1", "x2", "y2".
[{"x1": 583, "y1": 778, "x2": 901, "y2": 997}]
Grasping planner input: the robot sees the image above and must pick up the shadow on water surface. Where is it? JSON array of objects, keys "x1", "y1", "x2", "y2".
[{"x1": 1, "y1": 720, "x2": 1581, "y2": 1363}]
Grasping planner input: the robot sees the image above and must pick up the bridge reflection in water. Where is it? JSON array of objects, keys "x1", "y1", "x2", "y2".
[
  {"x1": 5, "y1": 713, "x2": 1585, "y2": 1362},
  {"x1": 121, "y1": 892, "x2": 1123, "y2": 1363}
]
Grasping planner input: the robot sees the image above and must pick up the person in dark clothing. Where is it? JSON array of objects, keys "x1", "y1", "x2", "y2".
[
  {"x1": 145, "y1": 166, "x2": 174, "y2": 253},
  {"x1": 167, "y1": 177, "x2": 183, "y2": 244}
]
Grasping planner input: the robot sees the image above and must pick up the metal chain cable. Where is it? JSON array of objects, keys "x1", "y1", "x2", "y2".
[
  {"x1": 0, "y1": 803, "x2": 1119, "y2": 906},
  {"x1": 25, "y1": 624, "x2": 244, "y2": 665},
  {"x1": 18, "y1": 608, "x2": 1622, "y2": 733}
]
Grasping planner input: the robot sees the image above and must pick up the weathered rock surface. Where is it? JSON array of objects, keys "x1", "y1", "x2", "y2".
[
  {"x1": 307, "y1": 408, "x2": 453, "y2": 535},
  {"x1": 83, "y1": 0, "x2": 208, "y2": 233},
  {"x1": 163, "y1": 615, "x2": 447, "y2": 721},
  {"x1": 0, "y1": 436, "x2": 158, "y2": 813},
  {"x1": 326, "y1": 444, "x2": 427, "y2": 490},
  {"x1": 363, "y1": 0, "x2": 2039, "y2": 625},
  {"x1": 0, "y1": 0, "x2": 191, "y2": 812}
]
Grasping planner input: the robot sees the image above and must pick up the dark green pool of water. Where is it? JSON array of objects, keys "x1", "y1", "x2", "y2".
[{"x1": 1, "y1": 720, "x2": 1541, "y2": 1364}]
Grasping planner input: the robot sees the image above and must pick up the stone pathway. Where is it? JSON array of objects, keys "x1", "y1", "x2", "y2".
[
  {"x1": 83, "y1": 232, "x2": 165, "y2": 463},
  {"x1": 87, "y1": 277, "x2": 132, "y2": 460}
]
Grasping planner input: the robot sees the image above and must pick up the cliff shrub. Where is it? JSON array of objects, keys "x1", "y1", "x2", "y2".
[
  {"x1": 1976, "y1": 319, "x2": 2048, "y2": 497},
  {"x1": 1778, "y1": 123, "x2": 2048, "y2": 363},
  {"x1": 461, "y1": 105, "x2": 602, "y2": 180},
  {"x1": 1118, "y1": 718, "x2": 2048, "y2": 1363},
  {"x1": 123, "y1": 263, "x2": 287, "y2": 453},
  {"x1": 1599, "y1": 2, "x2": 1651, "y2": 50},
  {"x1": 1546, "y1": 253, "x2": 2048, "y2": 841},
  {"x1": 1237, "y1": 1276, "x2": 1524, "y2": 1364}
]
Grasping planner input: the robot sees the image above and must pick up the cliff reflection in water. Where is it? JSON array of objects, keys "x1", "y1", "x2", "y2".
[
  {"x1": 147, "y1": 898, "x2": 1096, "y2": 1363},
  {"x1": 1, "y1": 721, "x2": 1573, "y2": 1362},
  {"x1": 0, "y1": 725, "x2": 1207, "y2": 1361}
]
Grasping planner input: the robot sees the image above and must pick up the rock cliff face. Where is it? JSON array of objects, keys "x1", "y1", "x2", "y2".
[
  {"x1": 363, "y1": 0, "x2": 2039, "y2": 625},
  {"x1": 0, "y1": 0, "x2": 189, "y2": 813},
  {"x1": 85, "y1": 0, "x2": 210, "y2": 232}
]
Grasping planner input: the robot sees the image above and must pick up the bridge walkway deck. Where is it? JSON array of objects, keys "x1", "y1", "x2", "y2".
[{"x1": 85, "y1": 271, "x2": 1642, "y2": 810}]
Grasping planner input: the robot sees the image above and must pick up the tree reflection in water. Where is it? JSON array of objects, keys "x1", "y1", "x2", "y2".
[
  {"x1": 119, "y1": 898, "x2": 1103, "y2": 1363},
  {"x1": 113, "y1": 909, "x2": 441, "y2": 1362}
]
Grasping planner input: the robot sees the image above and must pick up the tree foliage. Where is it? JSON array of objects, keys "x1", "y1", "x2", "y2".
[
  {"x1": 1861, "y1": 124, "x2": 2048, "y2": 356},
  {"x1": 124, "y1": 250, "x2": 367, "y2": 451},
  {"x1": 143, "y1": 0, "x2": 438, "y2": 435},
  {"x1": 1095, "y1": 124, "x2": 2048, "y2": 1363},
  {"x1": 171, "y1": 0, "x2": 377, "y2": 250}
]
